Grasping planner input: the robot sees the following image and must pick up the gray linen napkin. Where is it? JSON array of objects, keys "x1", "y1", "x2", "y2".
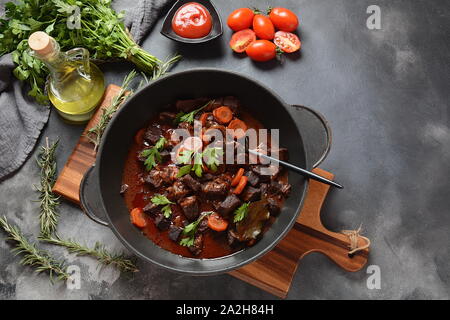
[
  {"x1": 121, "y1": 0, "x2": 175, "y2": 44},
  {"x1": 0, "y1": 0, "x2": 173, "y2": 181},
  {"x1": 0, "y1": 54, "x2": 50, "y2": 180}
]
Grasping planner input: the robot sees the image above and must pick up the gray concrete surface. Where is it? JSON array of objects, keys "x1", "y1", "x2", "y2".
[{"x1": 0, "y1": 0, "x2": 449, "y2": 299}]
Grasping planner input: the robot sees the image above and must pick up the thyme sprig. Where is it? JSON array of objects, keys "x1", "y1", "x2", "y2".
[
  {"x1": 40, "y1": 235, "x2": 138, "y2": 273},
  {"x1": 0, "y1": 216, "x2": 70, "y2": 281},
  {"x1": 36, "y1": 137, "x2": 60, "y2": 237}
]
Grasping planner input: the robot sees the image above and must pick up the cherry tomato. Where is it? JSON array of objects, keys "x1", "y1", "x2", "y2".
[
  {"x1": 252, "y1": 14, "x2": 275, "y2": 40},
  {"x1": 229, "y1": 29, "x2": 256, "y2": 53},
  {"x1": 227, "y1": 8, "x2": 255, "y2": 31},
  {"x1": 269, "y1": 7, "x2": 299, "y2": 32},
  {"x1": 274, "y1": 31, "x2": 301, "y2": 53},
  {"x1": 246, "y1": 40, "x2": 277, "y2": 62}
]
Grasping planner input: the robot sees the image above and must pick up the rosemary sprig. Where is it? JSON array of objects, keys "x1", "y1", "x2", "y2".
[
  {"x1": 85, "y1": 70, "x2": 138, "y2": 151},
  {"x1": 85, "y1": 56, "x2": 180, "y2": 151},
  {"x1": 0, "y1": 216, "x2": 69, "y2": 281},
  {"x1": 151, "y1": 55, "x2": 182, "y2": 80},
  {"x1": 40, "y1": 235, "x2": 138, "y2": 273},
  {"x1": 35, "y1": 138, "x2": 139, "y2": 274},
  {"x1": 36, "y1": 138, "x2": 60, "y2": 237}
]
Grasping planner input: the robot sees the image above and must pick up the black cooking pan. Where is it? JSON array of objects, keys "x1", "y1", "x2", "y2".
[{"x1": 80, "y1": 69, "x2": 331, "y2": 275}]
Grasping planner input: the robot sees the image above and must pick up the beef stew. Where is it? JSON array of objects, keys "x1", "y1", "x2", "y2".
[{"x1": 121, "y1": 97, "x2": 291, "y2": 258}]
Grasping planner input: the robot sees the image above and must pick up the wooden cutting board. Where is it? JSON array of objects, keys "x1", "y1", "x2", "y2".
[{"x1": 53, "y1": 84, "x2": 369, "y2": 298}]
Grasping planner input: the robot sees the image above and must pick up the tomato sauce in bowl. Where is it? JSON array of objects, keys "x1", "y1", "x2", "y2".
[{"x1": 171, "y1": 2, "x2": 212, "y2": 39}]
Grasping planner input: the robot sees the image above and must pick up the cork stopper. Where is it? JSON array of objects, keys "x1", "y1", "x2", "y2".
[{"x1": 28, "y1": 31, "x2": 54, "y2": 56}]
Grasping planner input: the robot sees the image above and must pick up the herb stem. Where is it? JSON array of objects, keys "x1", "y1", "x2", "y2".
[
  {"x1": 40, "y1": 234, "x2": 138, "y2": 273},
  {"x1": 36, "y1": 138, "x2": 60, "y2": 237},
  {"x1": 0, "y1": 216, "x2": 70, "y2": 281}
]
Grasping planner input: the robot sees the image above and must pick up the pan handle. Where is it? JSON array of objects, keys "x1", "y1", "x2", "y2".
[
  {"x1": 290, "y1": 105, "x2": 332, "y2": 168},
  {"x1": 79, "y1": 165, "x2": 109, "y2": 227}
]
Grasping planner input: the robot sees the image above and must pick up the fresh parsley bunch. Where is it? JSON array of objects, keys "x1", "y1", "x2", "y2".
[{"x1": 0, "y1": 0, "x2": 177, "y2": 104}]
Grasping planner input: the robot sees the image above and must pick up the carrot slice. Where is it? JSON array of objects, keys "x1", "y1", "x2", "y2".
[
  {"x1": 233, "y1": 176, "x2": 248, "y2": 195},
  {"x1": 213, "y1": 106, "x2": 233, "y2": 124},
  {"x1": 231, "y1": 168, "x2": 245, "y2": 187},
  {"x1": 207, "y1": 212, "x2": 229, "y2": 232},
  {"x1": 134, "y1": 128, "x2": 146, "y2": 145},
  {"x1": 227, "y1": 119, "x2": 248, "y2": 139},
  {"x1": 130, "y1": 207, "x2": 147, "y2": 228}
]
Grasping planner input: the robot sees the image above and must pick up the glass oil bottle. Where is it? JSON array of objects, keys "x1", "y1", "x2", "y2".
[{"x1": 28, "y1": 31, "x2": 105, "y2": 124}]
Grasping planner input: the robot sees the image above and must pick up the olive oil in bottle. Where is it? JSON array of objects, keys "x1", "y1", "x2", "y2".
[{"x1": 28, "y1": 31, "x2": 105, "y2": 124}]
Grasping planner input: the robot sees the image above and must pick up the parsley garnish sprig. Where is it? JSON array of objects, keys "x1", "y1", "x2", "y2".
[
  {"x1": 174, "y1": 100, "x2": 214, "y2": 124},
  {"x1": 141, "y1": 137, "x2": 167, "y2": 171},
  {"x1": 150, "y1": 194, "x2": 174, "y2": 218},
  {"x1": 179, "y1": 212, "x2": 214, "y2": 247},
  {"x1": 234, "y1": 202, "x2": 250, "y2": 223},
  {"x1": 176, "y1": 147, "x2": 223, "y2": 178}
]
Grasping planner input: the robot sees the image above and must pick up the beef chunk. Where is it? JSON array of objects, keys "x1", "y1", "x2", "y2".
[
  {"x1": 144, "y1": 124, "x2": 163, "y2": 145},
  {"x1": 179, "y1": 195, "x2": 199, "y2": 221},
  {"x1": 168, "y1": 225, "x2": 183, "y2": 241},
  {"x1": 144, "y1": 166, "x2": 178, "y2": 188},
  {"x1": 218, "y1": 194, "x2": 242, "y2": 216},
  {"x1": 119, "y1": 184, "x2": 128, "y2": 194},
  {"x1": 241, "y1": 186, "x2": 261, "y2": 202},
  {"x1": 176, "y1": 98, "x2": 210, "y2": 113},
  {"x1": 227, "y1": 229, "x2": 239, "y2": 247},
  {"x1": 197, "y1": 218, "x2": 209, "y2": 233},
  {"x1": 167, "y1": 181, "x2": 190, "y2": 201},
  {"x1": 260, "y1": 183, "x2": 269, "y2": 196},
  {"x1": 266, "y1": 196, "x2": 281, "y2": 216},
  {"x1": 180, "y1": 174, "x2": 201, "y2": 192},
  {"x1": 277, "y1": 148, "x2": 289, "y2": 161},
  {"x1": 280, "y1": 183, "x2": 291, "y2": 196},
  {"x1": 188, "y1": 234, "x2": 204, "y2": 256},
  {"x1": 178, "y1": 121, "x2": 193, "y2": 133},
  {"x1": 203, "y1": 113, "x2": 218, "y2": 128},
  {"x1": 222, "y1": 96, "x2": 240, "y2": 112},
  {"x1": 159, "y1": 150, "x2": 171, "y2": 163},
  {"x1": 245, "y1": 171, "x2": 260, "y2": 187},
  {"x1": 143, "y1": 202, "x2": 160, "y2": 215},
  {"x1": 207, "y1": 96, "x2": 240, "y2": 113},
  {"x1": 269, "y1": 181, "x2": 291, "y2": 197},
  {"x1": 159, "y1": 112, "x2": 177, "y2": 123},
  {"x1": 200, "y1": 173, "x2": 215, "y2": 182},
  {"x1": 202, "y1": 176, "x2": 230, "y2": 199},
  {"x1": 154, "y1": 214, "x2": 171, "y2": 231},
  {"x1": 252, "y1": 165, "x2": 281, "y2": 182}
]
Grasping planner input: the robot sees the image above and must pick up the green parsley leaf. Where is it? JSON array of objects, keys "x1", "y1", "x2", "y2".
[
  {"x1": 177, "y1": 165, "x2": 192, "y2": 178},
  {"x1": 141, "y1": 137, "x2": 167, "y2": 171},
  {"x1": 234, "y1": 203, "x2": 250, "y2": 223},
  {"x1": 173, "y1": 100, "x2": 214, "y2": 124},
  {"x1": 179, "y1": 237, "x2": 195, "y2": 247},
  {"x1": 161, "y1": 204, "x2": 172, "y2": 218},
  {"x1": 177, "y1": 149, "x2": 194, "y2": 164},
  {"x1": 179, "y1": 212, "x2": 213, "y2": 246},
  {"x1": 154, "y1": 137, "x2": 167, "y2": 150},
  {"x1": 150, "y1": 194, "x2": 173, "y2": 206},
  {"x1": 202, "y1": 147, "x2": 223, "y2": 172},
  {"x1": 192, "y1": 152, "x2": 203, "y2": 177},
  {"x1": 151, "y1": 194, "x2": 174, "y2": 218}
]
